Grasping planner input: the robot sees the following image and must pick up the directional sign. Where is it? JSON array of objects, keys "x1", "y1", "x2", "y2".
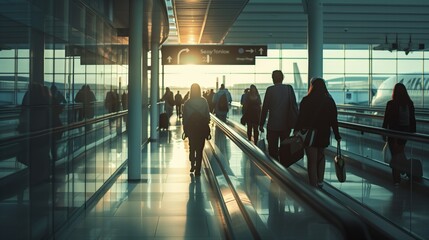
[{"x1": 161, "y1": 45, "x2": 267, "y2": 65}]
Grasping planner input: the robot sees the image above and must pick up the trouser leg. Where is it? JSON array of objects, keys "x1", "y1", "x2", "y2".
[{"x1": 305, "y1": 146, "x2": 318, "y2": 187}]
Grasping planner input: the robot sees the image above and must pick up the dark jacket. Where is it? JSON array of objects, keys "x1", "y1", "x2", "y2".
[
  {"x1": 260, "y1": 84, "x2": 297, "y2": 131},
  {"x1": 243, "y1": 93, "x2": 261, "y2": 125},
  {"x1": 382, "y1": 100, "x2": 416, "y2": 133},
  {"x1": 183, "y1": 97, "x2": 210, "y2": 139},
  {"x1": 295, "y1": 94, "x2": 340, "y2": 148}
]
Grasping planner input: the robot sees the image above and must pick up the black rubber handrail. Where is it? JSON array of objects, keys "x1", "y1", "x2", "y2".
[{"x1": 338, "y1": 121, "x2": 429, "y2": 144}]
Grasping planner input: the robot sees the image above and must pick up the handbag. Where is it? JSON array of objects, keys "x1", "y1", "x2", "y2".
[
  {"x1": 382, "y1": 142, "x2": 391, "y2": 164},
  {"x1": 257, "y1": 131, "x2": 267, "y2": 152},
  {"x1": 334, "y1": 141, "x2": 346, "y2": 182},
  {"x1": 279, "y1": 136, "x2": 304, "y2": 167}
]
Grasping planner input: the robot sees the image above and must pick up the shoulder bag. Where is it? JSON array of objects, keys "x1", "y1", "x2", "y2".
[{"x1": 334, "y1": 141, "x2": 346, "y2": 182}]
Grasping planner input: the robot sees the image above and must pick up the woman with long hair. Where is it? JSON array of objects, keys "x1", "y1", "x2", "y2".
[
  {"x1": 243, "y1": 84, "x2": 262, "y2": 144},
  {"x1": 294, "y1": 78, "x2": 341, "y2": 187},
  {"x1": 183, "y1": 83, "x2": 210, "y2": 176},
  {"x1": 382, "y1": 83, "x2": 416, "y2": 185}
]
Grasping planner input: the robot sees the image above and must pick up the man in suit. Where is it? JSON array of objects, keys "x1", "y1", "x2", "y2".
[{"x1": 259, "y1": 70, "x2": 298, "y2": 160}]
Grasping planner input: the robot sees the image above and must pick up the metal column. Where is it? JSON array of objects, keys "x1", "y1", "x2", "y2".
[
  {"x1": 307, "y1": 0, "x2": 324, "y2": 86},
  {"x1": 150, "y1": 6, "x2": 161, "y2": 141},
  {"x1": 128, "y1": 0, "x2": 143, "y2": 180}
]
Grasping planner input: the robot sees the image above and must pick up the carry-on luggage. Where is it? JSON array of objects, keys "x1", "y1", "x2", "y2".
[
  {"x1": 159, "y1": 112, "x2": 169, "y2": 130},
  {"x1": 279, "y1": 136, "x2": 304, "y2": 168}
]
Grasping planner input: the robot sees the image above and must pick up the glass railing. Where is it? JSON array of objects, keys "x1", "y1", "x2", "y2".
[{"x1": 0, "y1": 110, "x2": 128, "y2": 239}]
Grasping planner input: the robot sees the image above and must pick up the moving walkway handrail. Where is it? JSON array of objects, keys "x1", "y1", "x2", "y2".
[
  {"x1": 0, "y1": 110, "x2": 128, "y2": 147},
  {"x1": 337, "y1": 110, "x2": 429, "y2": 125},
  {"x1": 338, "y1": 121, "x2": 429, "y2": 144},
  {"x1": 337, "y1": 104, "x2": 429, "y2": 116},
  {"x1": 210, "y1": 115, "x2": 371, "y2": 240}
]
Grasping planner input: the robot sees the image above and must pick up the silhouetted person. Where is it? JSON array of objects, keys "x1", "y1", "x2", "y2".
[
  {"x1": 243, "y1": 85, "x2": 261, "y2": 144},
  {"x1": 183, "y1": 83, "x2": 210, "y2": 176},
  {"x1": 75, "y1": 84, "x2": 96, "y2": 131},
  {"x1": 259, "y1": 70, "x2": 298, "y2": 160},
  {"x1": 183, "y1": 91, "x2": 190, "y2": 103},
  {"x1": 17, "y1": 82, "x2": 52, "y2": 239},
  {"x1": 294, "y1": 78, "x2": 341, "y2": 187},
  {"x1": 50, "y1": 84, "x2": 66, "y2": 161},
  {"x1": 121, "y1": 88, "x2": 129, "y2": 129},
  {"x1": 105, "y1": 88, "x2": 120, "y2": 113},
  {"x1": 105, "y1": 88, "x2": 120, "y2": 129},
  {"x1": 175, "y1": 90, "x2": 183, "y2": 117},
  {"x1": 240, "y1": 88, "x2": 250, "y2": 114},
  {"x1": 207, "y1": 89, "x2": 215, "y2": 113},
  {"x1": 212, "y1": 83, "x2": 232, "y2": 122},
  {"x1": 382, "y1": 83, "x2": 416, "y2": 185},
  {"x1": 161, "y1": 87, "x2": 175, "y2": 118}
]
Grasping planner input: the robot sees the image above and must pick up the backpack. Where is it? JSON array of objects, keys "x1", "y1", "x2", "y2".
[{"x1": 217, "y1": 93, "x2": 228, "y2": 111}]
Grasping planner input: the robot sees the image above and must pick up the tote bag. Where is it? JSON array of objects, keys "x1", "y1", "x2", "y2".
[{"x1": 334, "y1": 141, "x2": 346, "y2": 182}]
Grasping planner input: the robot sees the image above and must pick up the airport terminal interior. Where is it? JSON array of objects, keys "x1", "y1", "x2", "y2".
[{"x1": 1, "y1": 0, "x2": 429, "y2": 239}]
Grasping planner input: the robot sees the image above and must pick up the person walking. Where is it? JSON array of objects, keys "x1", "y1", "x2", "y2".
[
  {"x1": 183, "y1": 83, "x2": 211, "y2": 176},
  {"x1": 207, "y1": 89, "x2": 215, "y2": 113},
  {"x1": 175, "y1": 90, "x2": 183, "y2": 118},
  {"x1": 259, "y1": 70, "x2": 298, "y2": 160},
  {"x1": 75, "y1": 84, "x2": 96, "y2": 131},
  {"x1": 121, "y1": 87, "x2": 129, "y2": 129},
  {"x1": 382, "y1": 83, "x2": 416, "y2": 185},
  {"x1": 212, "y1": 84, "x2": 232, "y2": 122},
  {"x1": 50, "y1": 84, "x2": 66, "y2": 161},
  {"x1": 161, "y1": 87, "x2": 175, "y2": 118},
  {"x1": 243, "y1": 85, "x2": 261, "y2": 144},
  {"x1": 294, "y1": 77, "x2": 341, "y2": 188}
]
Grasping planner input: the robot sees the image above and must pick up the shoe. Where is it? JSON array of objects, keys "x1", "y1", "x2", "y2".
[{"x1": 190, "y1": 165, "x2": 195, "y2": 172}]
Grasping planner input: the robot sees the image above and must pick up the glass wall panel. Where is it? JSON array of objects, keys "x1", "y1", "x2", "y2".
[{"x1": 0, "y1": 1, "x2": 128, "y2": 238}]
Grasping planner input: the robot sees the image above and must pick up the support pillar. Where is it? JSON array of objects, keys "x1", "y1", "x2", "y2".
[
  {"x1": 307, "y1": 0, "x2": 324, "y2": 87},
  {"x1": 128, "y1": 0, "x2": 143, "y2": 180},
  {"x1": 30, "y1": 5, "x2": 45, "y2": 85},
  {"x1": 150, "y1": 7, "x2": 161, "y2": 141}
]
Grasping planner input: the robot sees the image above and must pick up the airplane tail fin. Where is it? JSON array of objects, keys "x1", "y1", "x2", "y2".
[{"x1": 293, "y1": 62, "x2": 305, "y2": 99}]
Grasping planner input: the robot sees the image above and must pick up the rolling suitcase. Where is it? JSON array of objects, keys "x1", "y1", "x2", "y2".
[{"x1": 159, "y1": 112, "x2": 169, "y2": 130}]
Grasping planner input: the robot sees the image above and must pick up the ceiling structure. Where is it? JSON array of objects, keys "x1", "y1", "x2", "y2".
[{"x1": 166, "y1": 0, "x2": 429, "y2": 51}]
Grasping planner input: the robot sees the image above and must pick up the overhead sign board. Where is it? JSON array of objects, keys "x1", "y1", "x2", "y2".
[{"x1": 161, "y1": 45, "x2": 267, "y2": 65}]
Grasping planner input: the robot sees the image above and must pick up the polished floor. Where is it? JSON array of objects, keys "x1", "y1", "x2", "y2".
[
  {"x1": 62, "y1": 115, "x2": 225, "y2": 240},
  {"x1": 60, "y1": 112, "x2": 429, "y2": 239}
]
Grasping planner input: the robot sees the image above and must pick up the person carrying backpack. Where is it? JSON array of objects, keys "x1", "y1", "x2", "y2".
[
  {"x1": 183, "y1": 83, "x2": 211, "y2": 176},
  {"x1": 212, "y1": 83, "x2": 232, "y2": 122}
]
